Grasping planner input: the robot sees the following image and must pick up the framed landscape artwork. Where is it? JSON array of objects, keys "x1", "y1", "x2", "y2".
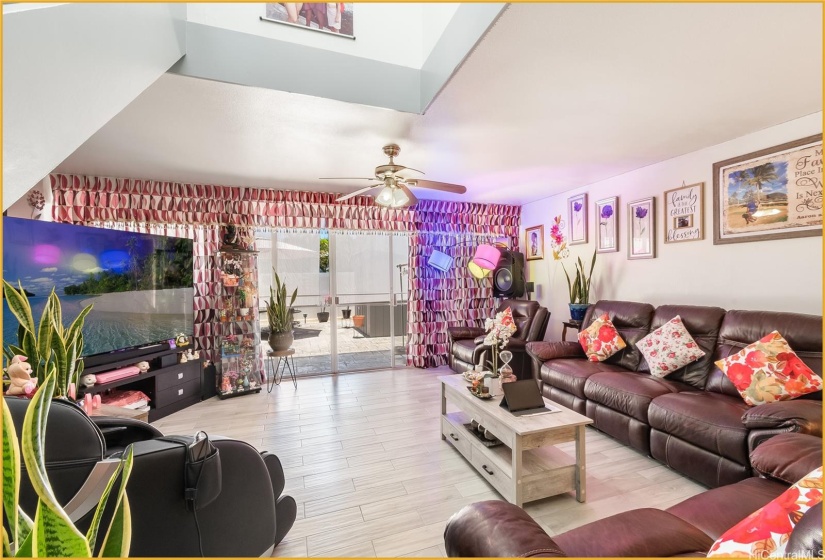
[
  {"x1": 712, "y1": 135, "x2": 822, "y2": 245},
  {"x1": 664, "y1": 182, "x2": 704, "y2": 244},
  {"x1": 567, "y1": 193, "x2": 588, "y2": 245},
  {"x1": 525, "y1": 225, "x2": 545, "y2": 261},
  {"x1": 628, "y1": 197, "x2": 655, "y2": 259},
  {"x1": 595, "y1": 196, "x2": 618, "y2": 253}
]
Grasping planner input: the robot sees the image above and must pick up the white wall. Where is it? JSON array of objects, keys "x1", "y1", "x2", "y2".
[
  {"x1": 2, "y1": 3, "x2": 186, "y2": 210},
  {"x1": 522, "y1": 113, "x2": 823, "y2": 342},
  {"x1": 186, "y1": 3, "x2": 458, "y2": 69}
]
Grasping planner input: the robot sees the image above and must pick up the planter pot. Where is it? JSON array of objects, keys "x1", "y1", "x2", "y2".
[
  {"x1": 352, "y1": 315, "x2": 366, "y2": 328},
  {"x1": 569, "y1": 303, "x2": 591, "y2": 322},
  {"x1": 317, "y1": 312, "x2": 330, "y2": 323},
  {"x1": 268, "y1": 331, "x2": 294, "y2": 352},
  {"x1": 341, "y1": 309, "x2": 352, "y2": 320}
]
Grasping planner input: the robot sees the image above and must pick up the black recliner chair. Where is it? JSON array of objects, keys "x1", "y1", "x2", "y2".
[
  {"x1": 5, "y1": 396, "x2": 296, "y2": 557},
  {"x1": 447, "y1": 299, "x2": 550, "y2": 380}
]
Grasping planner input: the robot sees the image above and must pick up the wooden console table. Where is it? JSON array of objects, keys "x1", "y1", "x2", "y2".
[{"x1": 439, "y1": 374, "x2": 592, "y2": 506}]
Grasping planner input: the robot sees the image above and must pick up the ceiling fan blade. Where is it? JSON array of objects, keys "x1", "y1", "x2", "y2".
[
  {"x1": 398, "y1": 184, "x2": 418, "y2": 206},
  {"x1": 336, "y1": 184, "x2": 383, "y2": 202},
  {"x1": 396, "y1": 166, "x2": 425, "y2": 175},
  {"x1": 320, "y1": 177, "x2": 377, "y2": 181},
  {"x1": 405, "y1": 179, "x2": 466, "y2": 194}
]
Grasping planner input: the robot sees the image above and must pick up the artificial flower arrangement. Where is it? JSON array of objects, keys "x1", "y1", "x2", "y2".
[{"x1": 484, "y1": 307, "x2": 517, "y2": 375}]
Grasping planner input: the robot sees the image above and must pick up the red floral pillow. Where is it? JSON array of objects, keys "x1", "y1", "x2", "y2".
[
  {"x1": 707, "y1": 466, "x2": 822, "y2": 558},
  {"x1": 578, "y1": 313, "x2": 626, "y2": 362},
  {"x1": 715, "y1": 331, "x2": 822, "y2": 406}
]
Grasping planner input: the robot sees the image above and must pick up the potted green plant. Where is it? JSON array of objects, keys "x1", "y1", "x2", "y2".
[
  {"x1": 317, "y1": 296, "x2": 331, "y2": 323},
  {"x1": 549, "y1": 216, "x2": 597, "y2": 322},
  {"x1": 266, "y1": 272, "x2": 297, "y2": 352}
]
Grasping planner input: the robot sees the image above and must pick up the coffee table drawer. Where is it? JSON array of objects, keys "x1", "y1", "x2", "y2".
[
  {"x1": 470, "y1": 446, "x2": 513, "y2": 501},
  {"x1": 442, "y1": 416, "x2": 472, "y2": 458}
]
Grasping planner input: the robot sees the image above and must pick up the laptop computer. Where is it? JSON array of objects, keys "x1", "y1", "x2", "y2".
[{"x1": 500, "y1": 380, "x2": 560, "y2": 417}]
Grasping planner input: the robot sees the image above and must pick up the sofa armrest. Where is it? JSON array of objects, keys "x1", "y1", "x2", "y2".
[
  {"x1": 506, "y1": 339, "x2": 527, "y2": 351},
  {"x1": 749, "y1": 433, "x2": 823, "y2": 485},
  {"x1": 743, "y1": 400, "x2": 822, "y2": 452},
  {"x1": 447, "y1": 326, "x2": 486, "y2": 342},
  {"x1": 444, "y1": 501, "x2": 567, "y2": 557},
  {"x1": 526, "y1": 341, "x2": 585, "y2": 362},
  {"x1": 473, "y1": 335, "x2": 487, "y2": 345}
]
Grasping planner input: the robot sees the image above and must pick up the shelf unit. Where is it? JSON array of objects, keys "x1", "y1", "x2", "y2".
[{"x1": 217, "y1": 246, "x2": 263, "y2": 398}]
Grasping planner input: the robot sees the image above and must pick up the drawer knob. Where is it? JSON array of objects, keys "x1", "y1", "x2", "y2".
[
  {"x1": 177, "y1": 373, "x2": 184, "y2": 379},
  {"x1": 482, "y1": 465, "x2": 494, "y2": 476},
  {"x1": 449, "y1": 433, "x2": 459, "y2": 441},
  {"x1": 178, "y1": 388, "x2": 183, "y2": 396}
]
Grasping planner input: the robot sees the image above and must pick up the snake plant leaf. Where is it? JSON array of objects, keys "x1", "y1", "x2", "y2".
[
  {"x1": 3, "y1": 281, "x2": 35, "y2": 336},
  {"x1": 2, "y1": 398, "x2": 29, "y2": 549},
  {"x1": 36, "y1": 297, "x2": 53, "y2": 366},
  {"x1": 65, "y1": 305, "x2": 93, "y2": 350},
  {"x1": 20, "y1": 372, "x2": 90, "y2": 556},
  {"x1": 48, "y1": 290, "x2": 63, "y2": 337},
  {"x1": 3, "y1": 527, "x2": 11, "y2": 558},
  {"x1": 85, "y1": 449, "x2": 129, "y2": 552},
  {"x1": 13, "y1": 526, "x2": 33, "y2": 557},
  {"x1": 99, "y1": 446, "x2": 134, "y2": 558},
  {"x1": 49, "y1": 331, "x2": 68, "y2": 398}
]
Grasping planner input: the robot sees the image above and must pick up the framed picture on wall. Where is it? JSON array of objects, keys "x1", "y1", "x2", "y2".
[
  {"x1": 262, "y1": 3, "x2": 355, "y2": 39},
  {"x1": 595, "y1": 196, "x2": 618, "y2": 253},
  {"x1": 567, "y1": 193, "x2": 588, "y2": 245},
  {"x1": 664, "y1": 182, "x2": 704, "y2": 244},
  {"x1": 712, "y1": 134, "x2": 822, "y2": 245},
  {"x1": 525, "y1": 225, "x2": 545, "y2": 261},
  {"x1": 628, "y1": 197, "x2": 656, "y2": 259}
]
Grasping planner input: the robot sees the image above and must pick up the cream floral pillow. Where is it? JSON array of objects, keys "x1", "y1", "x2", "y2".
[
  {"x1": 715, "y1": 331, "x2": 822, "y2": 407},
  {"x1": 578, "y1": 313, "x2": 626, "y2": 362},
  {"x1": 636, "y1": 316, "x2": 706, "y2": 377}
]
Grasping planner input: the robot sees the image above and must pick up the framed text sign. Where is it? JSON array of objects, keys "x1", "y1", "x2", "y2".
[
  {"x1": 713, "y1": 135, "x2": 822, "y2": 245},
  {"x1": 664, "y1": 182, "x2": 704, "y2": 244}
]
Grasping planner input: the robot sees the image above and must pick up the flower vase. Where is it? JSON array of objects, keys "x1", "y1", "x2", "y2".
[{"x1": 569, "y1": 303, "x2": 590, "y2": 322}]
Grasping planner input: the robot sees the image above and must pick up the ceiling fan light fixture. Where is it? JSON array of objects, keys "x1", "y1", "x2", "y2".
[{"x1": 391, "y1": 187, "x2": 409, "y2": 207}]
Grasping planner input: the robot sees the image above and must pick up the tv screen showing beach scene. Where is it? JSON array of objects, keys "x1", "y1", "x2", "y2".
[{"x1": 3, "y1": 217, "x2": 194, "y2": 358}]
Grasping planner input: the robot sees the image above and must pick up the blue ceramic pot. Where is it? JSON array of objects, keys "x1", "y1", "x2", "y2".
[{"x1": 569, "y1": 303, "x2": 590, "y2": 322}]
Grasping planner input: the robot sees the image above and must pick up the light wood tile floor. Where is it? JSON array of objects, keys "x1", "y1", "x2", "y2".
[{"x1": 152, "y1": 367, "x2": 706, "y2": 557}]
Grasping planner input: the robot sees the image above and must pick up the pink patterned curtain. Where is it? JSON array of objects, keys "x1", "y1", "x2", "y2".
[{"x1": 51, "y1": 174, "x2": 520, "y2": 369}]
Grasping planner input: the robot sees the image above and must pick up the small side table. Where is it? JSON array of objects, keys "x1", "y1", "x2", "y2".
[
  {"x1": 267, "y1": 349, "x2": 297, "y2": 392},
  {"x1": 562, "y1": 320, "x2": 583, "y2": 342}
]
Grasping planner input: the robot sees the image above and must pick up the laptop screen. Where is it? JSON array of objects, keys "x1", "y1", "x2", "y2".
[{"x1": 501, "y1": 380, "x2": 546, "y2": 412}]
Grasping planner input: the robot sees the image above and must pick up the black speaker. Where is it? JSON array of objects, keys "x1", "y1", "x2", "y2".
[{"x1": 493, "y1": 250, "x2": 525, "y2": 298}]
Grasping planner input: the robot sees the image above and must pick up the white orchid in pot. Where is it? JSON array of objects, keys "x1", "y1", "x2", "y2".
[{"x1": 549, "y1": 215, "x2": 597, "y2": 322}]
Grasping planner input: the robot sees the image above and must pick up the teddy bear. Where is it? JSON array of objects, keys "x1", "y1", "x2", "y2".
[
  {"x1": 136, "y1": 361, "x2": 150, "y2": 373},
  {"x1": 80, "y1": 373, "x2": 97, "y2": 388},
  {"x1": 5, "y1": 355, "x2": 37, "y2": 397}
]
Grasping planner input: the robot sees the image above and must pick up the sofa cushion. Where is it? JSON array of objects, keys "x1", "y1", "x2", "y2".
[
  {"x1": 540, "y1": 359, "x2": 628, "y2": 399},
  {"x1": 578, "y1": 313, "x2": 626, "y2": 362},
  {"x1": 648, "y1": 391, "x2": 750, "y2": 464},
  {"x1": 637, "y1": 315, "x2": 706, "y2": 378},
  {"x1": 581, "y1": 300, "x2": 655, "y2": 371},
  {"x1": 715, "y1": 331, "x2": 823, "y2": 406},
  {"x1": 584, "y1": 371, "x2": 690, "y2": 423},
  {"x1": 707, "y1": 466, "x2": 822, "y2": 558},
  {"x1": 706, "y1": 310, "x2": 823, "y2": 400},
  {"x1": 452, "y1": 339, "x2": 478, "y2": 367}
]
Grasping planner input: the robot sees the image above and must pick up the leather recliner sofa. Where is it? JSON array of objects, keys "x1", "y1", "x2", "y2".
[
  {"x1": 448, "y1": 299, "x2": 550, "y2": 380},
  {"x1": 444, "y1": 432, "x2": 823, "y2": 557},
  {"x1": 5, "y1": 396, "x2": 297, "y2": 557},
  {"x1": 526, "y1": 300, "x2": 822, "y2": 488}
]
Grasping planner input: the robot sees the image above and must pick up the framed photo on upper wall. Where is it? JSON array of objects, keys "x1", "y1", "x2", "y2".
[
  {"x1": 712, "y1": 134, "x2": 822, "y2": 245},
  {"x1": 262, "y1": 3, "x2": 355, "y2": 39},
  {"x1": 595, "y1": 196, "x2": 618, "y2": 253},
  {"x1": 525, "y1": 225, "x2": 545, "y2": 261},
  {"x1": 664, "y1": 182, "x2": 704, "y2": 243},
  {"x1": 628, "y1": 197, "x2": 655, "y2": 259},
  {"x1": 567, "y1": 193, "x2": 588, "y2": 245}
]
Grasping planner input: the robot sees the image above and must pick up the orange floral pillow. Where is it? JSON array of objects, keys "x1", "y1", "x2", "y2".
[
  {"x1": 707, "y1": 466, "x2": 822, "y2": 558},
  {"x1": 715, "y1": 331, "x2": 822, "y2": 406},
  {"x1": 578, "y1": 313, "x2": 626, "y2": 362}
]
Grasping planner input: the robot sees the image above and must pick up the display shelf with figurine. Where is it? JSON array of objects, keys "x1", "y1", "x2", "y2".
[{"x1": 217, "y1": 226, "x2": 263, "y2": 399}]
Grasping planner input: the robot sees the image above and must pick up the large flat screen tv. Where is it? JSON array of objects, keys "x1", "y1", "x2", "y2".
[{"x1": 3, "y1": 217, "x2": 194, "y2": 362}]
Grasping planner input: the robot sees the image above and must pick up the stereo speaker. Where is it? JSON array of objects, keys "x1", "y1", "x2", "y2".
[{"x1": 493, "y1": 250, "x2": 525, "y2": 298}]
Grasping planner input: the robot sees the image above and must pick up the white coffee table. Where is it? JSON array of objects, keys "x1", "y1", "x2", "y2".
[{"x1": 439, "y1": 374, "x2": 593, "y2": 507}]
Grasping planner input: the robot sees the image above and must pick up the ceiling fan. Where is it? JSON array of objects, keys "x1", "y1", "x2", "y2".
[{"x1": 321, "y1": 144, "x2": 467, "y2": 208}]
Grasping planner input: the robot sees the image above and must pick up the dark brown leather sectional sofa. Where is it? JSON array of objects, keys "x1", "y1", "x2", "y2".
[
  {"x1": 526, "y1": 300, "x2": 822, "y2": 488},
  {"x1": 445, "y1": 433, "x2": 823, "y2": 557}
]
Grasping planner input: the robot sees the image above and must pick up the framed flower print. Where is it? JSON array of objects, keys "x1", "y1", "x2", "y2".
[
  {"x1": 595, "y1": 196, "x2": 618, "y2": 253},
  {"x1": 628, "y1": 197, "x2": 656, "y2": 259},
  {"x1": 567, "y1": 193, "x2": 588, "y2": 245}
]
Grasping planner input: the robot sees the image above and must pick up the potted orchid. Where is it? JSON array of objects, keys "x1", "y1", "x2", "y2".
[
  {"x1": 483, "y1": 307, "x2": 517, "y2": 378},
  {"x1": 549, "y1": 216, "x2": 597, "y2": 322}
]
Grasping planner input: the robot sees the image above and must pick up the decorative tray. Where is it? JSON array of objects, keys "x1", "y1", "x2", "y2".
[{"x1": 466, "y1": 386, "x2": 492, "y2": 399}]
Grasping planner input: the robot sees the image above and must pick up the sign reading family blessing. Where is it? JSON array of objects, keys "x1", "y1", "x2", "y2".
[{"x1": 664, "y1": 182, "x2": 704, "y2": 244}]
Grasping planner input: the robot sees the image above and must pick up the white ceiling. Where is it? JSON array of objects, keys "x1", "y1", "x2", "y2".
[{"x1": 55, "y1": 3, "x2": 823, "y2": 206}]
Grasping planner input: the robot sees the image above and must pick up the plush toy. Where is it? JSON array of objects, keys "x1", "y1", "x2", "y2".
[
  {"x1": 136, "y1": 361, "x2": 150, "y2": 373},
  {"x1": 80, "y1": 373, "x2": 97, "y2": 388},
  {"x1": 175, "y1": 333, "x2": 190, "y2": 347},
  {"x1": 5, "y1": 355, "x2": 37, "y2": 397},
  {"x1": 179, "y1": 353, "x2": 188, "y2": 363},
  {"x1": 185, "y1": 349, "x2": 195, "y2": 361}
]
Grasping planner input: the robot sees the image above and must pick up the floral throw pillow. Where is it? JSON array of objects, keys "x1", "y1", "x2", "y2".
[
  {"x1": 707, "y1": 466, "x2": 823, "y2": 558},
  {"x1": 578, "y1": 313, "x2": 626, "y2": 362},
  {"x1": 636, "y1": 316, "x2": 706, "y2": 377},
  {"x1": 715, "y1": 331, "x2": 822, "y2": 407}
]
